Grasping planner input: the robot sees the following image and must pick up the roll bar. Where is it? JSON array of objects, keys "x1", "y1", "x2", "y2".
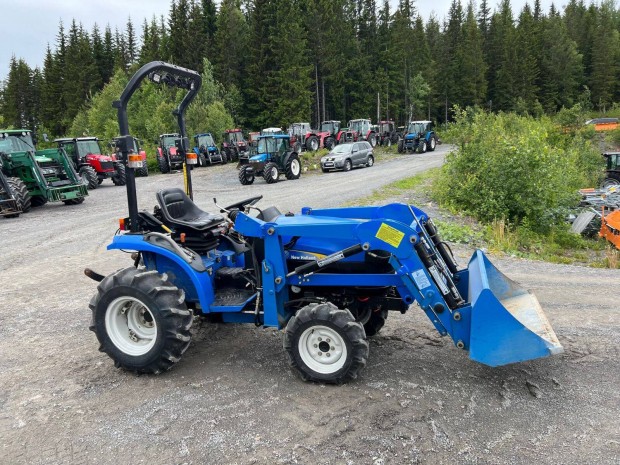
[{"x1": 112, "y1": 61, "x2": 202, "y2": 233}]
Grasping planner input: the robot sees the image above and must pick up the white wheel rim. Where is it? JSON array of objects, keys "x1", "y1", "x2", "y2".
[
  {"x1": 431, "y1": 138, "x2": 436, "y2": 149},
  {"x1": 105, "y1": 296, "x2": 157, "y2": 356},
  {"x1": 311, "y1": 140, "x2": 318, "y2": 150},
  {"x1": 298, "y1": 325, "x2": 347, "y2": 374},
  {"x1": 368, "y1": 156, "x2": 373, "y2": 166},
  {"x1": 271, "y1": 166, "x2": 279, "y2": 178},
  {"x1": 290, "y1": 159, "x2": 301, "y2": 176}
]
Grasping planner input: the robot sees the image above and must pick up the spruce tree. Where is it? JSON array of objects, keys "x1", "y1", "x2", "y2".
[{"x1": 213, "y1": 0, "x2": 249, "y2": 89}]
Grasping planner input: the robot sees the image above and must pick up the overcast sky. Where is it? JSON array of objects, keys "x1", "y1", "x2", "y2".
[{"x1": 1, "y1": 0, "x2": 557, "y2": 80}]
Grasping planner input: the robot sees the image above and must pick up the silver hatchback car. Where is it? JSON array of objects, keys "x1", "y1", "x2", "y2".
[{"x1": 320, "y1": 142, "x2": 374, "y2": 172}]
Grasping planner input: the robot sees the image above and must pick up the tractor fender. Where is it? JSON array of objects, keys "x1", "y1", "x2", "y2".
[
  {"x1": 107, "y1": 234, "x2": 215, "y2": 308},
  {"x1": 157, "y1": 147, "x2": 164, "y2": 158}
]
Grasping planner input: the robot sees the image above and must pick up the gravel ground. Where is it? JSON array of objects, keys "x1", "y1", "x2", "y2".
[{"x1": 1, "y1": 145, "x2": 619, "y2": 464}]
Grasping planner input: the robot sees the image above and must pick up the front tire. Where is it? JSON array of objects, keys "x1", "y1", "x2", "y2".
[
  {"x1": 112, "y1": 163, "x2": 127, "y2": 186},
  {"x1": 285, "y1": 154, "x2": 301, "y2": 180},
  {"x1": 363, "y1": 309, "x2": 388, "y2": 337},
  {"x1": 324, "y1": 137, "x2": 335, "y2": 150},
  {"x1": 283, "y1": 303, "x2": 368, "y2": 384},
  {"x1": 428, "y1": 137, "x2": 437, "y2": 152},
  {"x1": 89, "y1": 268, "x2": 192, "y2": 374},
  {"x1": 63, "y1": 197, "x2": 85, "y2": 205},
  {"x1": 368, "y1": 133, "x2": 377, "y2": 147},
  {"x1": 397, "y1": 139, "x2": 404, "y2": 153},
  {"x1": 79, "y1": 166, "x2": 99, "y2": 190},
  {"x1": 158, "y1": 155, "x2": 170, "y2": 174},
  {"x1": 263, "y1": 162, "x2": 279, "y2": 183},
  {"x1": 136, "y1": 164, "x2": 149, "y2": 177},
  {"x1": 238, "y1": 165, "x2": 255, "y2": 185},
  {"x1": 7, "y1": 177, "x2": 31, "y2": 212},
  {"x1": 198, "y1": 153, "x2": 207, "y2": 167},
  {"x1": 343, "y1": 159, "x2": 352, "y2": 172},
  {"x1": 418, "y1": 140, "x2": 428, "y2": 153}
]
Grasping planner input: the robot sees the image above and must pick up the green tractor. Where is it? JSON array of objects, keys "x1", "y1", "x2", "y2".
[
  {"x1": 238, "y1": 134, "x2": 301, "y2": 185},
  {"x1": 0, "y1": 129, "x2": 88, "y2": 208}
]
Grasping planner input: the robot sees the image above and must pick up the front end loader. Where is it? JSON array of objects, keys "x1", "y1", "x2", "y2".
[
  {"x1": 0, "y1": 129, "x2": 88, "y2": 207},
  {"x1": 85, "y1": 62, "x2": 563, "y2": 384}
]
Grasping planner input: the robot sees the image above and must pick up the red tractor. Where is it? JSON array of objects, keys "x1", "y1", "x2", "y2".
[
  {"x1": 310, "y1": 120, "x2": 348, "y2": 150},
  {"x1": 56, "y1": 137, "x2": 126, "y2": 189},
  {"x1": 112, "y1": 137, "x2": 148, "y2": 177},
  {"x1": 221, "y1": 129, "x2": 248, "y2": 162},
  {"x1": 157, "y1": 133, "x2": 184, "y2": 173},
  {"x1": 376, "y1": 120, "x2": 402, "y2": 147},
  {"x1": 344, "y1": 119, "x2": 377, "y2": 147}
]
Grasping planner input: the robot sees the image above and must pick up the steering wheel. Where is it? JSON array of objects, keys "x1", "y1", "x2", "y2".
[{"x1": 224, "y1": 195, "x2": 263, "y2": 212}]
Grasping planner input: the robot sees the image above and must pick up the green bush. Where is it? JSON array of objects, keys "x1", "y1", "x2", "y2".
[{"x1": 433, "y1": 108, "x2": 602, "y2": 232}]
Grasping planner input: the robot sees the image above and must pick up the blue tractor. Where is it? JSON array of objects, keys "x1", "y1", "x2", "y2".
[
  {"x1": 238, "y1": 134, "x2": 301, "y2": 185},
  {"x1": 85, "y1": 62, "x2": 563, "y2": 384},
  {"x1": 398, "y1": 120, "x2": 438, "y2": 154},
  {"x1": 194, "y1": 133, "x2": 224, "y2": 166}
]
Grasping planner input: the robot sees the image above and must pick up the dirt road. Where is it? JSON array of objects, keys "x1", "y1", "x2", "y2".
[{"x1": 1, "y1": 145, "x2": 619, "y2": 464}]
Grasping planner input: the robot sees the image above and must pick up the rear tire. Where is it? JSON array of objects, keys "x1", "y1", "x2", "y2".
[
  {"x1": 112, "y1": 163, "x2": 126, "y2": 186},
  {"x1": 306, "y1": 136, "x2": 319, "y2": 152},
  {"x1": 602, "y1": 175, "x2": 620, "y2": 188},
  {"x1": 263, "y1": 162, "x2": 279, "y2": 183},
  {"x1": 7, "y1": 177, "x2": 31, "y2": 212},
  {"x1": 89, "y1": 268, "x2": 192, "y2": 374},
  {"x1": 285, "y1": 154, "x2": 301, "y2": 180},
  {"x1": 238, "y1": 165, "x2": 255, "y2": 185},
  {"x1": 79, "y1": 166, "x2": 99, "y2": 190},
  {"x1": 366, "y1": 155, "x2": 374, "y2": 167},
  {"x1": 283, "y1": 303, "x2": 368, "y2": 384}
]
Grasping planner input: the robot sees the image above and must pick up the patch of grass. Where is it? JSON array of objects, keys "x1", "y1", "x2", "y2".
[
  {"x1": 433, "y1": 219, "x2": 483, "y2": 245},
  {"x1": 349, "y1": 168, "x2": 440, "y2": 205},
  {"x1": 301, "y1": 148, "x2": 328, "y2": 171}
]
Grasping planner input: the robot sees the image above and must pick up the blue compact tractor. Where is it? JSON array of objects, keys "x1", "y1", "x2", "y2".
[
  {"x1": 85, "y1": 62, "x2": 562, "y2": 384},
  {"x1": 194, "y1": 133, "x2": 224, "y2": 165},
  {"x1": 238, "y1": 134, "x2": 301, "y2": 185},
  {"x1": 398, "y1": 120, "x2": 438, "y2": 154}
]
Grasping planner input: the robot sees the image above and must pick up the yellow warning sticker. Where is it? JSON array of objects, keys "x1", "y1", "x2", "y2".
[{"x1": 375, "y1": 223, "x2": 405, "y2": 248}]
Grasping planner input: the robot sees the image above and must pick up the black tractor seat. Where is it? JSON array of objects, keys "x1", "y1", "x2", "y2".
[{"x1": 156, "y1": 188, "x2": 225, "y2": 231}]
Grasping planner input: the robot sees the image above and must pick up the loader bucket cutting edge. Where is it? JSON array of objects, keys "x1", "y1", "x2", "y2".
[{"x1": 466, "y1": 250, "x2": 563, "y2": 367}]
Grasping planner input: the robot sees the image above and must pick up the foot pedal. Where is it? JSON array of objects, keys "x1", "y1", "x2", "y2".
[{"x1": 215, "y1": 267, "x2": 246, "y2": 278}]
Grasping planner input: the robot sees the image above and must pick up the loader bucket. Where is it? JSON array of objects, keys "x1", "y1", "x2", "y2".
[{"x1": 466, "y1": 250, "x2": 563, "y2": 366}]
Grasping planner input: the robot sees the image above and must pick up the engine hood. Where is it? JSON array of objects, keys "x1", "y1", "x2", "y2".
[
  {"x1": 250, "y1": 153, "x2": 269, "y2": 163},
  {"x1": 86, "y1": 154, "x2": 113, "y2": 162}
]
